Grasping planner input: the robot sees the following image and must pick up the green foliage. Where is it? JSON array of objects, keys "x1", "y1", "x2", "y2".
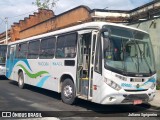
[
  {"x1": 157, "y1": 79, "x2": 160, "y2": 90},
  {"x1": 157, "y1": 85, "x2": 160, "y2": 90},
  {"x1": 32, "y1": 0, "x2": 58, "y2": 9}
]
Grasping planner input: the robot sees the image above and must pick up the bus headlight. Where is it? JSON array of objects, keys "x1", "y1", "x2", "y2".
[
  {"x1": 104, "y1": 78, "x2": 121, "y2": 91},
  {"x1": 150, "y1": 83, "x2": 156, "y2": 89}
]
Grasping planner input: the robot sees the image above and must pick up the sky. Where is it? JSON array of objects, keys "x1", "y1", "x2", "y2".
[{"x1": 0, "y1": 0, "x2": 153, "y2": 33}]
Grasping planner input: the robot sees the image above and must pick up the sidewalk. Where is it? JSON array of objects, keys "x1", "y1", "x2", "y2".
[{"x1": 149, "y1": 90, "x2": 160, "y2": 108}]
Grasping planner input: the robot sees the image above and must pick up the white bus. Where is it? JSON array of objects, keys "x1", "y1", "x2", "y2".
[
  {"x1": 6, "y1": 22, "x2": 156, "y2": 105},
  {"x1": 0, "y1": 44, "x2": 7, "y2": 77}
]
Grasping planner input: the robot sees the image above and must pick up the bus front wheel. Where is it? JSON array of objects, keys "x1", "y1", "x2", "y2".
[
  {"x1": 18, "y1": 72, "x2": 25, "y2": 89},
  {"x1": 61, "y1": 78, "x2": 76, "y2": 104}
]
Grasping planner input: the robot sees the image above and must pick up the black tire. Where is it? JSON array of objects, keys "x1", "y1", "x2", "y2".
[
  {"x1": 61, "y1": 78, "x2": 76, "y2": 104},
  {"x1": 18, "y1": 72, "x2": 25, "y2": 89}
]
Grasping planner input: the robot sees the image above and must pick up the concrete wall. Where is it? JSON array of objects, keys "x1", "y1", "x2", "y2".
[{"x1": 129, "y1": 18, "x2": 160, "y2": 79}]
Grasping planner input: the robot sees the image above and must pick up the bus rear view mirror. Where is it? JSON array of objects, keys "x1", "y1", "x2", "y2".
[{"x1": 101, "y1": 28, "x2": 111, "y2": 38}]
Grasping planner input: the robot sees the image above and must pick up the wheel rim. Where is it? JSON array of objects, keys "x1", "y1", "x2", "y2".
[
  {"x1": 63, "y1": 85, "x2": 73, "y2": 99},
  {"x1": 19, "y1": 76, "x2": 23, "y2": 86}
]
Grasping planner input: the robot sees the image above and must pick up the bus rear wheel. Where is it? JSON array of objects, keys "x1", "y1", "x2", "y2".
[
  {"x1": 61, "y1": 78, "x2": 76, "y2": 104},
  {"x1": 18, "y1": 72, "x2": 25, "y2": 89}
]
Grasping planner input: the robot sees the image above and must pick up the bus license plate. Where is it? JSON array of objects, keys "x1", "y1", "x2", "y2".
[
  {"x1": 134, "y1": 78, "x2": 142, "y2": 82},
  {"x1": 133, "y1": 100, "x2": 142, "y2": 105}
]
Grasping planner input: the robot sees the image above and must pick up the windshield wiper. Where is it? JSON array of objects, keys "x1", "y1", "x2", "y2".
[
  {"x1": 140, "y1": 51, "x2": 152, "y2": 74},
  {"x1": 136, "y1": 42, "x2": 152, "y2": 74},
  {"x1": 124, "y1": 39, "x2": 139, "y2": 72}
]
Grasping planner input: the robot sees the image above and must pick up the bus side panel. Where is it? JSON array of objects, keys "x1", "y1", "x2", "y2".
[
  {"x1": 11, "y1": 58, "x2": 77, "y2": 93},
  {"x1": 51, "y1": 59, "x2": 77, "y2": 93},
  {"x1": 14, "y1": 59, "x2": 59, "y2": 92},
  {"x1": 31, "y1": 59, "x2": 59, "y2": 92},
  {"x1": 7, "y1": 59, "x2": 30, "y2": 82}
]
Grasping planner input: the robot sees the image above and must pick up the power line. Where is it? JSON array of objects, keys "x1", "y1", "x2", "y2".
[
  {"x1": 0, "y1": 21, "x2": 3, "y2": 25},
  {"x1": 0, "y1": 0, "x2": 60, "y2": 33},
  {"x1": 8, "y1": 9, "x2": 38, "y2": 19},
  {"x1": 0, "y1": 17, "x2": 5, "y2": 28},
  {"x1": 0, "y1": 17, "x2": 8, "y2": 44},
  {"x1": 8, "y1": 0, "x2": 59, "y2": 19},
  {"x1": 0, "y1": 17, "x2": 5, "y2": 22}
]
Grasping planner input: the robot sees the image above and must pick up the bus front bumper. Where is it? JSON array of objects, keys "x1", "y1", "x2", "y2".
[{"x1": 100, "y1": 89, "x2": 156, "y2": 105}]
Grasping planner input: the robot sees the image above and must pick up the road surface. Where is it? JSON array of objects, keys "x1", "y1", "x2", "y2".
[{"x1": 0, "y1": 78, "x2": 159, "y2": 120}]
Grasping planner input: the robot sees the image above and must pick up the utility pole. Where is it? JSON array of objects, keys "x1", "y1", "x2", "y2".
[{"x1": 5, "y1": 17, "x2": 8, "y2": 44}]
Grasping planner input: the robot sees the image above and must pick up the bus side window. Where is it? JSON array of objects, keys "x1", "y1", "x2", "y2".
[
  {"x1": 56, "y1": 36, "x2": 65, "y2": 58},
  {"x1": 39, "y1": 37, "x2": 56, "y2": 59},
  {"x1": 56, "y1": 33, "x2": 77, "y2": 58},
  {"x1": 0, "y1": 45, "x2": 7, "y2": 63},
  {"x1": 17, "y1": 42, "x2": 28, "y2": 59},
  {"x1": 28, "y1": 40, "x2": 40, "y2": 59}
]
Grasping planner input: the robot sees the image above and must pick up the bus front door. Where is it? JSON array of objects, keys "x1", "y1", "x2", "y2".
[
  {"x1": 7, "y1": 45, "x2": 16, "y2": 79},
  {"x1": 77, "y1": 30, "x2": 100, "y2": 100}
]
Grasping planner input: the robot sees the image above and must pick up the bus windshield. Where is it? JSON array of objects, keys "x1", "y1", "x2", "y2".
[
  {"x1": 103, "y1": 25, "x2": 155, "y2": 75},
  {"x1": 0, "y1": 45, "x2": 7, "y2": 65}
]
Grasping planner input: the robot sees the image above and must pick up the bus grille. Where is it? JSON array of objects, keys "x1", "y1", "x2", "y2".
[{"x1": 122, "y1": 94, "x2": 149, "y2": 103}]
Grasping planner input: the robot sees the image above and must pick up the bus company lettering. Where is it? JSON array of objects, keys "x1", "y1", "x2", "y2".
[
  {"x1": 52, "y1": 62, "x2": 63, "y2": 66},
  {"x1": 38, "y1": 62, "x2": 49, "y2": 66},
  {"x1": 121, "y1": 83, "x2": 132, "y2": 88}
]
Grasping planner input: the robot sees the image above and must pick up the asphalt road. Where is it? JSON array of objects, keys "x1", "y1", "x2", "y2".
[{"x1": 0, "y1": 78, "x2": 159, "y2": 120}]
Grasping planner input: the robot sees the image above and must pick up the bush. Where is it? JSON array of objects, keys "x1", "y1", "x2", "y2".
[
  {"x1": 156, "y1": 79, "x2": 160, "y2": 90},
  {"x1": 157, "y1": 86, "x2": 160, "y2": 90}
]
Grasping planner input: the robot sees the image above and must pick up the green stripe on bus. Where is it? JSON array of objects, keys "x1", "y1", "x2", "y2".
[{"x1": 17, "y1": 64, "x2": 49, "y2": 78}]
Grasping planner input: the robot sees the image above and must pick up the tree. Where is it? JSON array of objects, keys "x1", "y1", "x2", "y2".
[{"x1": 32, "y1": 0, "x2": 58, "y2": 9}]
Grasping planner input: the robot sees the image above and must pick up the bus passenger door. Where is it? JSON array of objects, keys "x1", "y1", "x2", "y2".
[
  {"x1": 89, "y1": 31, "x2": 103, "y2": 102},
  {"x1": 7, "y1": 45, "x2": 16, "y2": 79},
  {"x1": 88, "y1": 30, "x2": 102, "y2": 101},
  {"x1": 77, "y1": 31, "x2": 92, "y2": 98},
  {"x1": 77, "y1": 30, "x2": 101, "y2": 101}
]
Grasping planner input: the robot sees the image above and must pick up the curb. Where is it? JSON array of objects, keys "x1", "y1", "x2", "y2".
[{"x1": 149, "y1": 104, "x2": 160, "y2": 110}]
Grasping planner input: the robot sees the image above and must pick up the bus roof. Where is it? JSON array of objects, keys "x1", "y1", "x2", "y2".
[
  {"x1": 0, "y1": 44, "x2": 7, "y2": 46},
  {"x1": 8, "y1": 21, "x2": 148, "y2": 45}
]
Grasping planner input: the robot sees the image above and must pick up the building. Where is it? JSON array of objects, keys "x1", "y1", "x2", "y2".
[
  {"x1": 0, "y1": 30, "x2": 10, "y2": 44},
  {"x1": 0, "y1": 8, "x2": 54, "y2": 43},
  {"x1": 0, "y1": 0, "x2": 160, "y2": 78},
  {"x1": 128, "y1": 1, "x2": 160, "y2": 79},
  {"x1": 1, "y1": 1, "x2": 160, "y2": 42}
]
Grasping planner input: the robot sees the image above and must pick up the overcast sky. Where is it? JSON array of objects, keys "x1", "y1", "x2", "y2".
[{"x1": 0, "y1": 0, "x2": 153, "y2": 33}]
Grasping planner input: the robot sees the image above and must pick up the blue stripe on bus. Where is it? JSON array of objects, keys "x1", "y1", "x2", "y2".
[
  {"x1": 36, "y1": 76, "x2": 51, "y2": 88},
  {"x1": 6, "y1": 59, "x2": 32, "y2": 78}
]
